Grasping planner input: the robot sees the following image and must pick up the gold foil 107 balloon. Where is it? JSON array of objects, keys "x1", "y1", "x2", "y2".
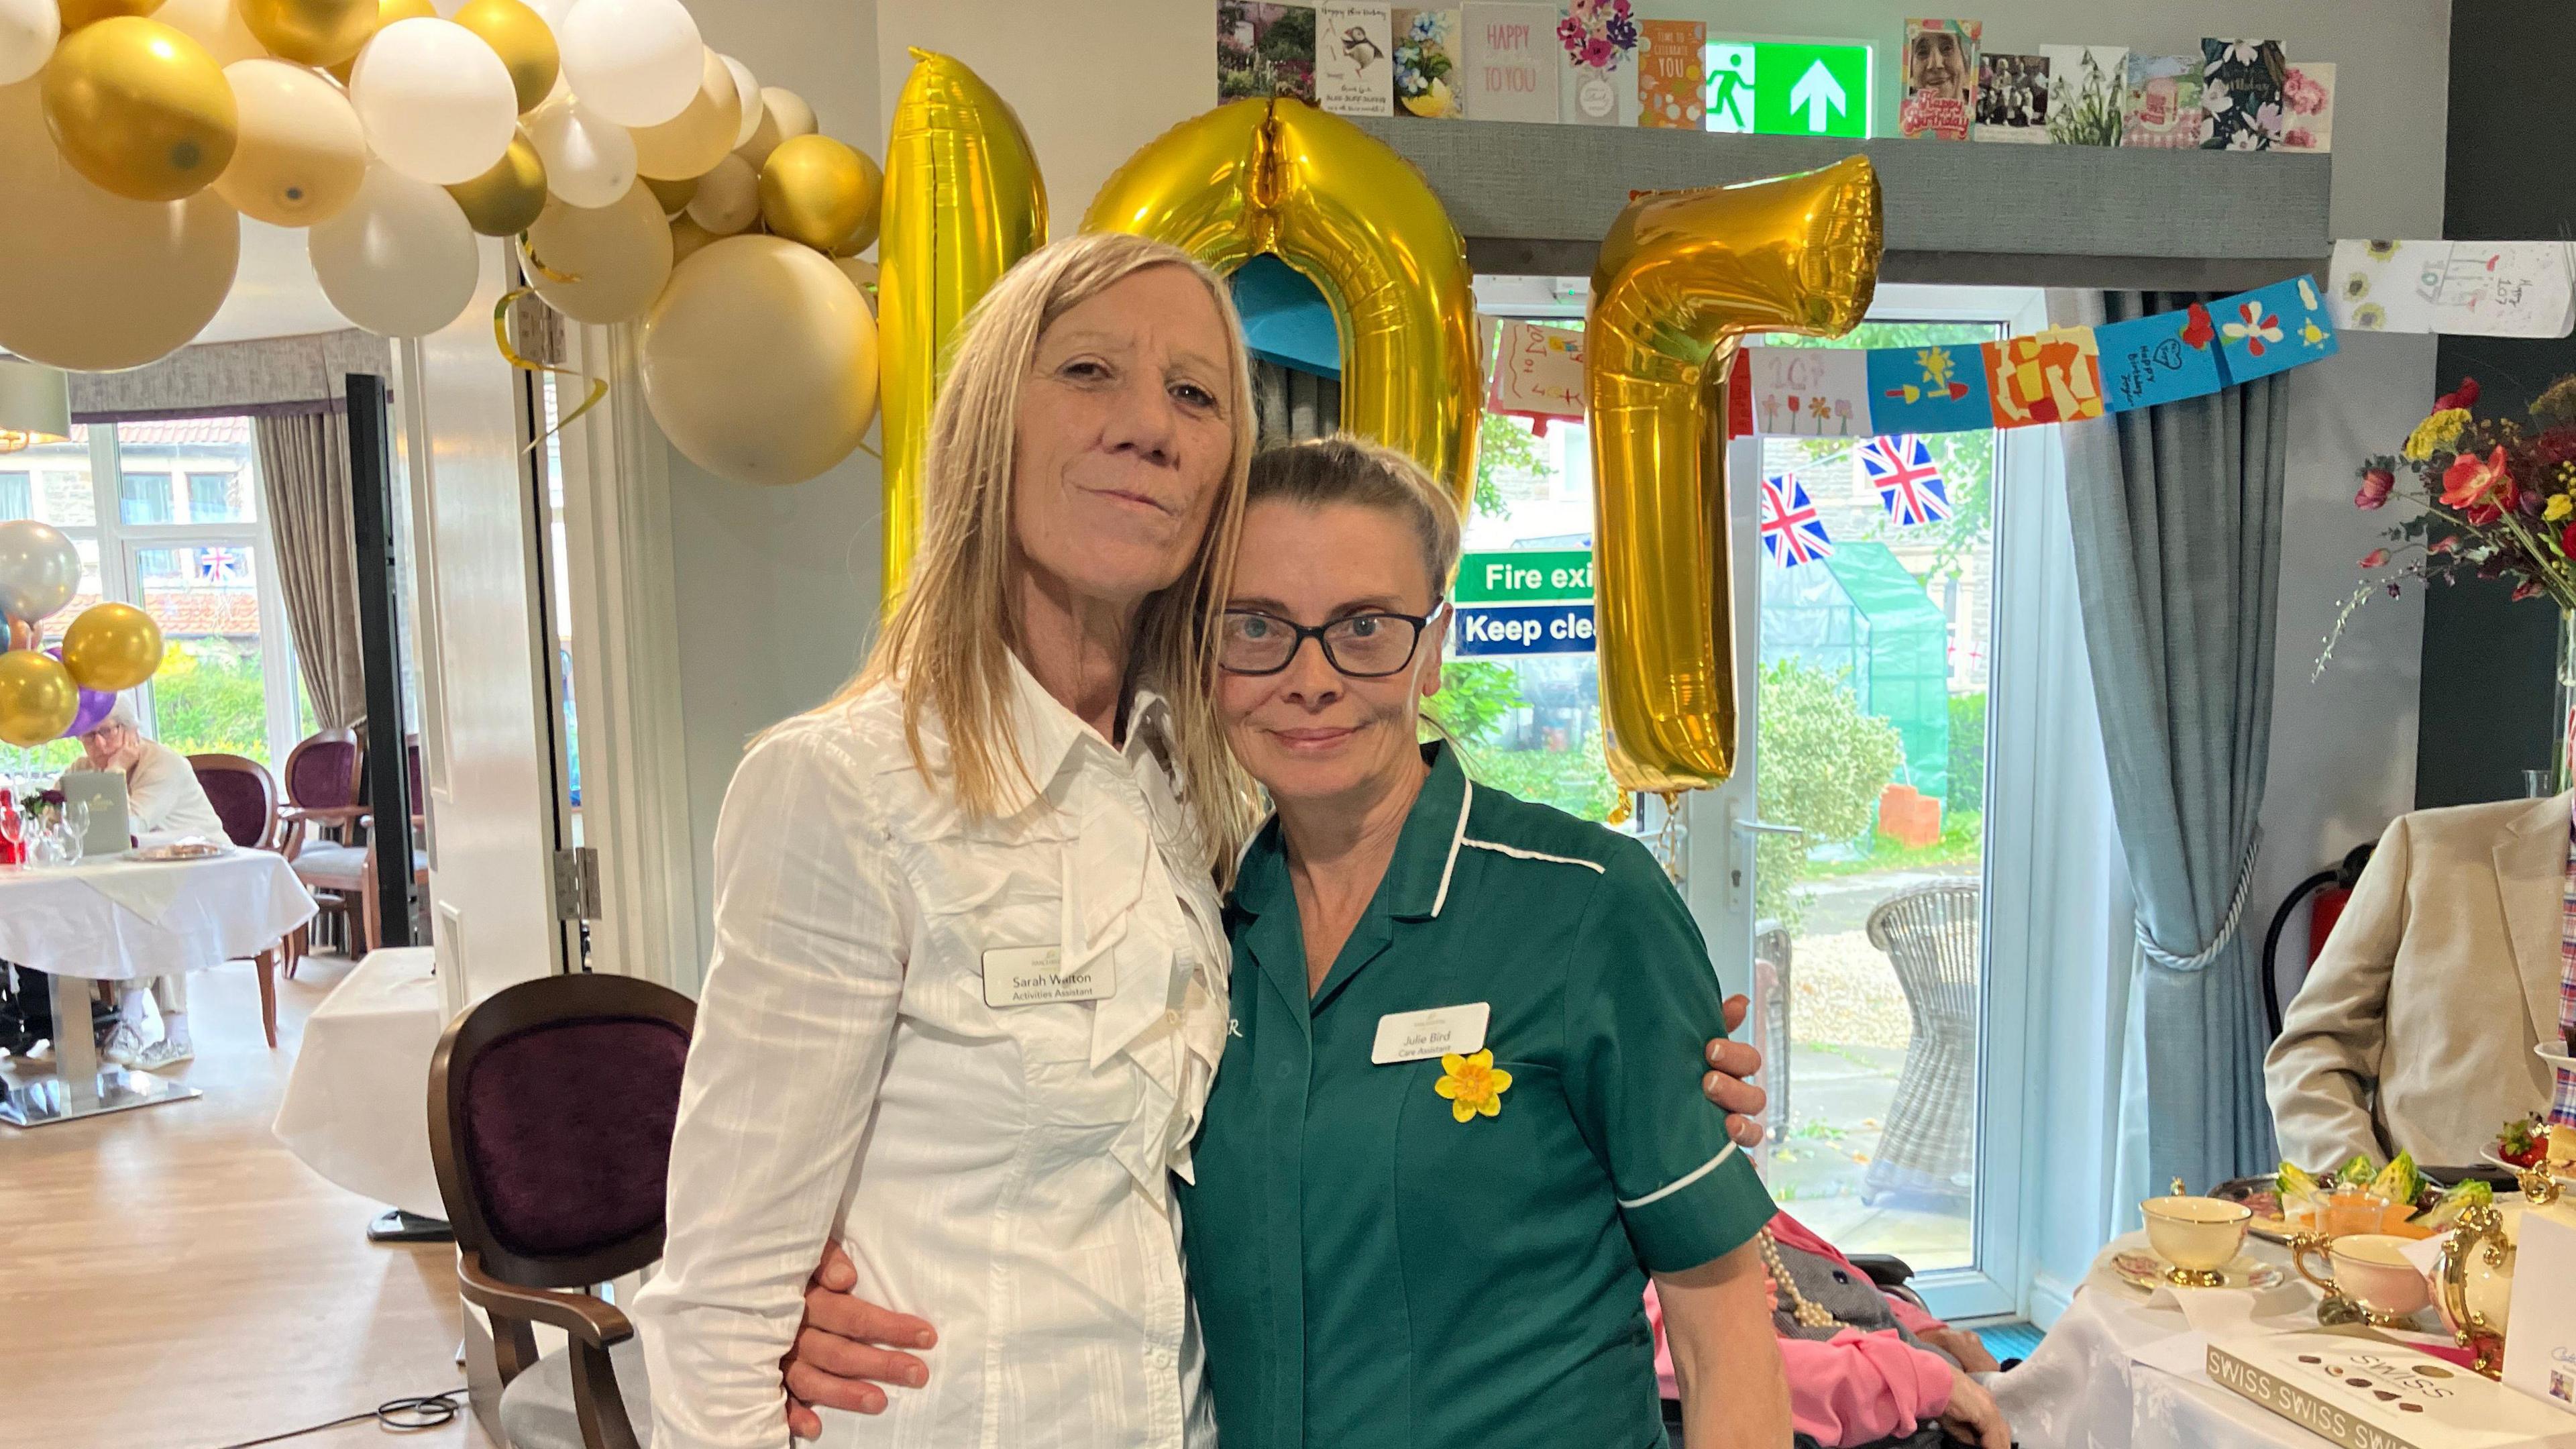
[
  {"x1": 237, "y1": 0, "x2": 376, "y2": 68},
  {"x1": 1585, "y1": 156, "x2": 1882, "y2": 794},
  {"x1": 1083, "y1": 97, "x2": 1481, "y2": 515},
  {"x1": 0, "y1": 648, "x2": 76, "y2": 747},
  {"x1": 60, "y1": 600, "x2": 164, "y2": 692},
  {"x1": 40, "y1": 15, "x2": 237, "y2": 201},
  {"x1": 876, "y1": 49, "x2": 1044, "y2": 598}
]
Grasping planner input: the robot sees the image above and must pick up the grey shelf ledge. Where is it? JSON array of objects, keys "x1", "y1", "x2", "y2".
[{"x1": 1350, "y1": 116, "x2": 2331, "y2": 293}]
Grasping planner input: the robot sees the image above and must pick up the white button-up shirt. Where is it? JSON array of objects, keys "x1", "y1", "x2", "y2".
[{"x1": 633, "y1": 662, "x2": 1232, "y2": 1449}]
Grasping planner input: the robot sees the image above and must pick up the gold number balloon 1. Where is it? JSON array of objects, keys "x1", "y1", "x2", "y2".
[
  {"x1": 877, "y1": 49, "x2": 1045, "y2": 600},
  {"x1": 1082, "y1": 97, "x2": 1480, "y2": 515},
  {"x1": 1586, "y1": 156, "x2": 1881, "y2": 794},
  {"x1": 0, "y1": 649, "x2": 76, "y2": 747}
]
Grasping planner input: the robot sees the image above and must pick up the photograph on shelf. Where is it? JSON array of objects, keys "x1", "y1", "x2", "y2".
[
  {"x1": 1458, "y1": 2, "x2": 1563, "y2": 123},
  {"x1": 1391, "y1": 6, "x2": 1463, "y2": 117},
  {"x1": 2279, "y1": 60, "x2": 2334, "y2": 153},
  {"x1": 1635, "y1": 17, "x2": 1707, "y2": 128},
  {"x1": 1556, "y1": 0, "x2": 1638, "y2": 124},
  {"x1": 1899, "y1": 18, "x2": 1980, "y2": 140},
  {"x1": 1218, "y1": 2, "x2": 1320, "y2": 103},
  {"x1": 1973, "y1": 52, "x2": 2049, "y2": 142},
  {"x1": 2121, "y1": 52, "x2": 2203, "y2": 149},
  {"x1": 2041, "y1": 44, "x2": 2127, "y2": 145},
  {"x1": 2200, "y1": 38, "x2": 2286, "y2": 150}
]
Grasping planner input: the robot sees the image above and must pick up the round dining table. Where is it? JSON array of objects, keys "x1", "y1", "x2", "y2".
[{"x1": 0, "y1": 848, "x2": 316, "y2": 1126}]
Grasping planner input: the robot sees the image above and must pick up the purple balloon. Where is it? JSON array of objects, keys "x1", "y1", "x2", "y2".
[{"x1": 46, "y1": 647, "x2": 111, "y2": 739}]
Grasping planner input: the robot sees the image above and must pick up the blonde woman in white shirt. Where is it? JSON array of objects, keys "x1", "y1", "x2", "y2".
[{"x1": 632, "y1": 232, "x2": 1772, "y2": 1449}]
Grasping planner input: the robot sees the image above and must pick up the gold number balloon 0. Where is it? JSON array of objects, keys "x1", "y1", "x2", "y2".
[
  {"x1": 876, "y1": 49, "x2": 1046, "y2": 601},
  {"x1": 1081, "y1": 97, "x2": 1480, "y2": 513},
  {"x1": 1586, "y1": 156, "x2": 1881, "y2": 794}
]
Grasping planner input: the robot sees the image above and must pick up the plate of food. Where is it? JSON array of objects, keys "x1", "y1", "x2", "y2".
[
  {"x1": 123, "y1": 840, "x2": 229, "y2": 863},
  {"x1": 2483, "y1": 1114, "x2": 2550, "y2": 1173},
  {"x1": 2216, "y1": 1152, "x2": 2491, "y2": 1244}
]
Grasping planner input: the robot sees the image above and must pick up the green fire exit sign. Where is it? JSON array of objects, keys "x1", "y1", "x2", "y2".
[{"x1": 1704, "y1": 40, "x2": 1873, "y2": 138}]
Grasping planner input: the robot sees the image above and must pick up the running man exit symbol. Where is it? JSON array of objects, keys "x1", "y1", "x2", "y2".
[{"x1": 1706, "y1": 43, "x2": 1754, "y2": 131}]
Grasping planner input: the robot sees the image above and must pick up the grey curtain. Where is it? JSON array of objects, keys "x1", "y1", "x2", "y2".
[
  {"x1": 254, "y1": 410, "x2": 367, "y2": 728},
  {"x1": 1252, "y1": 359, "x2": 1341, "y2": 446},
  {"x1": 2061, "y1": 290, "x2": 2290, "y2": 1194}
]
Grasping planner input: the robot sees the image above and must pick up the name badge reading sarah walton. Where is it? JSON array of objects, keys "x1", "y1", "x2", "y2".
[
  {"x1": 1372, "y1": 1003, "x2": 1491, "y2": 1065},
  {"x1": 982, "y1": 946, "x2": 1113, "y2": 1008}
]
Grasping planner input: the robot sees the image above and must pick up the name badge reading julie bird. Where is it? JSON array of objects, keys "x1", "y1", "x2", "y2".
[
  {"x1": 982, "y1": 946, "x2": 1113, "y2": 1008},
  {"x1": 1372, "y1": 1003, "x2": 1491, "y2": 1065}
]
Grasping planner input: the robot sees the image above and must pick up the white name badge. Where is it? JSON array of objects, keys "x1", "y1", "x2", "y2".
[
  {"x1": 1371, "y1": 1003, "x2": 1491, "y2": 1065},
  {"x1": 981, "y1": 946, "x2": 1114, "y2": 1008}
]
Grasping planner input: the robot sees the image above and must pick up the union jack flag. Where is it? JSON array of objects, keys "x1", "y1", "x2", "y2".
[
  {"x1": 1758, "y1": 474, "x2": 1833, "y2": 568},
  {"x1": 1858, "y1": 433, "x2": 1953, "y2": 527},
  {"x1": 195, "y1": 547, "x2": 246, "y2": 584}
]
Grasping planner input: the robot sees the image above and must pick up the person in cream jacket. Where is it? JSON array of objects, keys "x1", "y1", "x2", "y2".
[{"x1": 2265, "y1": 792, "x2": 2570, "y2": 1170}]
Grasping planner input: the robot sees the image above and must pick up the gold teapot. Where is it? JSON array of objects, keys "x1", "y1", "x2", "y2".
[{"x1": 2436, "y1": 1166, "x2": 2576, "y2": 1378}]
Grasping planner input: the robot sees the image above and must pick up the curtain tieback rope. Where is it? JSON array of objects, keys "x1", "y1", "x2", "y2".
[{"x1": 2137, "y1": 826, "x2": 2263, "y2": 973}]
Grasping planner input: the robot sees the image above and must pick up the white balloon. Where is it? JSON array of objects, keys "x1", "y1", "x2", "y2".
[
  {"x1": 0, "y1": 0, "x2": 58, "y2": 87},
  {"x1": 720, "y1": 53, "x2": 759, "y2": 149},
  {"x1": 0, "y1": 519, "x2": 79, "y2": 623},
  {"x1": 350, "y1": 18, "x2": 519, "y2": 186},
  {"x1": 763, "y1": 85, "x2": 816, "y2": 142},
  {"x1": 309, "y1": 162, "x2": 482, "y2": 337},
  {"x1": 157, "y1": 0, "x2": 268, "y2": 66},
  {"x1": 555, "y1": 0, "x2": 701, "y2": 129},
  {"x1": 527, "y1": 95, "x2": 636, "y2": 208},
  {"x1": 686, "y1": 152, "x2": 755, "y2": 234},
  {"x1": 522, "y1": 0, "x2": 576, "y2": 22}
]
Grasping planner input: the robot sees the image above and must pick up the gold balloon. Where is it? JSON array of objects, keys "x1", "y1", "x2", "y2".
[
  {"x1": 324, "y1": 0, "x2": 430, "y2": 84},
  {"x1": 237, "y1": 0, "x2": 374, "y2": 68},
  {"x1": 449, "y1": 0, "x2": 553, "y2": 113},
  {"x1": 1083, "y1": 96, "x2": 1480, "y2": 513},
  {"x1": 640, "y1": 234, "x2": 879, "y2": 486},
  {"x1": 827, "y1": 146, "x2": 882, "y2": 255},
  {"x1": 214, "y1": 58, "x2": 366, "y2": 226},
  {"x1": 877, "y1": 50, "x2": 1042, "y2": 597},
  {"x1": 59, "y1": 0, "x2": 164, "y2": 28},
  {"x1": 643, "y1": 172, "x2": 696, "y2": 216},
  {"x1": 445, "y1": 128, "x2": 545, "y2": 235},
  {"x1": 668, "y1": 212, "x2": 715, "y2": 264},
  {"x1": 41, "y1": 16, "x2": 237, "y2": 202},
  {"x1": 526, "y1": 180, "x2": 672, "y2": 323},
  {"x1": 1585, "y1": 157, "x2": 1881, "y2": 793},
  {"x1": 0, "y1": 649, "x2": 76, "y2": 747},
  {"x1": 758, "y1": 133, "x2": 875, "y2": 253},
  {"x1": 631, "y1": 47, "x2": 741, "y2": 182},
  {"x1": 60, "y1": 601, "x2": 164, "y2": 692}
]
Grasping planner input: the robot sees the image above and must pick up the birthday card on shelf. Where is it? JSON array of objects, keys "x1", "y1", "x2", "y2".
[
  {"x1": 1316, "y1": 4, "x2": 1395, "y2": 115},
  {"x1": 2121, "y1": 52, "x2": 2202, "y2": 149},
  {"x1": 2280, "y1": 60, "x2": 2335, "y2": 152},
  {"x1": 1458, "y1": 3, "x2": 1560, "y2": 121},
  {"x1": 1972, "y1": 52, "x2": 2049, "y2": 142},
  {"x1": 1391, "y1": 7, "x2": 1462, "y2": 117},
  {"x1": 1633, "y1": 18, "x2": 1705, "y2": 127},
  {"x1": 1218, "y1": 3, "x2": 1319, "y2": 103},
  {"x1": 2041, "y1": 44, "x2": 2125, "y2": 145},
  {"x1": 1555, "y1": 0, "x2": 1638, "y2": 125},
  {"x1": 1899, "y1": 19, "x2": 1979, "y2": 140},
  {"x1": 2200, "y1": 38, "x2": 2287, "y2": 150}
]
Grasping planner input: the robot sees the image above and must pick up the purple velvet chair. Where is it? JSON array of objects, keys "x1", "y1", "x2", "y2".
[
  {"x1": 187, "y1": 752, "x2": 287, "y2": 1048},
  {"x1": 429, "y1": 973, "x2": 695, "y2": 1449},
  {"x1": 280, "y1": 727, "x2": 365, "y2": 975}
]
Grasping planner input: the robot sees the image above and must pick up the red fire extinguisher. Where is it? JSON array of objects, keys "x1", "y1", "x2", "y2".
[{"x1": 2263, "y1": 842, "x2": 2377, "y2": 1041}]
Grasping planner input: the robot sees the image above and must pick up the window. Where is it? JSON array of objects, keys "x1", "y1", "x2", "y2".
[
  {"x1": 0, "y1": 470, "x2": 27, "y2": 521},
  {"x1": 186, "y1": 470, "x2": 246, "y2": 523},
  {"x1": 121, "y1": 471, "x2": 173, "y2": 523}
]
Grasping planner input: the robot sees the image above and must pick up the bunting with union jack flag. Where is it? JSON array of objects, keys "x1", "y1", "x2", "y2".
[
  {"x1": 1758, "y1": 474, "x2": 1833, "y2": 568},
  {"x1": 1856, "y1": 433, "x2": 1953, "y2": 528}
]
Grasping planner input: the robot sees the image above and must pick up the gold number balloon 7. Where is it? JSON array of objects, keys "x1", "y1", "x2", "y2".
[
  {"x1": 1587, "y1": 157, "x2": 1882, "y2": 794},
  {"x1": 1081, "y1": 96, "x2": 1481, "y2": 513}
]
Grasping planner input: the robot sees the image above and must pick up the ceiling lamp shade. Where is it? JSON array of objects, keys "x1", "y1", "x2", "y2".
[{"x1": 0, "y1": 358, "x2": 72, "y2": 454}]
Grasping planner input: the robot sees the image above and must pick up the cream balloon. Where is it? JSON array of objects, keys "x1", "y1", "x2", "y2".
[
  {"x1": 667, "y1": 211, "x2": 712, "y2": 264},
  {"x1": 350, "y1": 17, "x2": 517, "y2": 184},
  {"x1": 307, "y1": 160, "x2": 480, "y2": 337},
  {"x1": 761, "y1": 84, "x2": 813, "y2": 141},
  {"x1": 641, "y1": 235, "x2": 877, "y2": 487},
  {"x1": 684, "y1": 150, "x2": 753, "y2": 233},
  {"x1": 718, "y1": 51, "x2": 755, "y2": 148},
  {"x1": 0, "y1": 75, "x2": 238, "y2": 370},
  {"x1": 214, "y1": 58, "x2": 366, "y2": 225},
  {"x1": 525, "y1": 179, "x2": 668, "y2": 323},
  {"x1": 833, "y1": 254, "x2": 875, "y2": 317},
  {"x1": 629, "y1": 45, "x2": 736, "y2": 180},
  {"x1": 729, "y1": 93, "x2": 778, "y2": 169},
  {"x1": 0, "y1": 0, "x2": 58, "y2": 85},
  {"x1": 553, "y1": 0, "x2": 697, "y2": 128},
  {"x1": 154, "y1": 0, "x2": 262, "y2": 62},
  {"x1": 524, "y1": 92, "x2": 632, "y2": 207}
]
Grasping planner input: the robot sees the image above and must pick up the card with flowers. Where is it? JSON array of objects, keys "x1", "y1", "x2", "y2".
[
  {"x1": 1219, "y1": 3, "x2": 1320, "y2": 104},
  {"x1": 1391, "y1": 7, "x2": 1462, "y2": 117},
  {"x1": 2279, "y1": 60, "x2": 2334, "y2": 153},
  {"x1": 2214, "y1": 275, "x2": 2337, "y2": 385},
  {"x1": 1900, "y1": 19, "x2": 1980, "y2": 140},
  {"x1": 1555, "y1": 0, "x2": 1638, "y2": 124},
  {"x1": 2041, "y1": 44, "x2": 2125, "y2": 146},
  {"x1": 2199, "y1": 38, "x2": 2286, "y2": 150}
]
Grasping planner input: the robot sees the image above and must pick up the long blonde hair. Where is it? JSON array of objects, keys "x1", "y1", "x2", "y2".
[{"x1": 841, "y1": 233, "x2": 1260, "y2": 871}]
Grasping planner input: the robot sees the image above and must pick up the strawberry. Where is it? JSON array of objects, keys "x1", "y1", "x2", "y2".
[{"x1": 2500, "y1": 1115, "x2": 2547, "y2": 1168}]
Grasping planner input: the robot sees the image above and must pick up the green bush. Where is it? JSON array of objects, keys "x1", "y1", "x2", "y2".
[
  {"x1": 1755, "y1": 656, "x2": 1903, "y2": 930},
  {"x1": 153, "y1": 639, "x2": 267, "y2": 761},
  {"x1": 1948, "y1": 691, "x2": 1987, "y2": 813},
  {"x1": 1424, "y1": 660, "x2": 1622, "y2": 822}
]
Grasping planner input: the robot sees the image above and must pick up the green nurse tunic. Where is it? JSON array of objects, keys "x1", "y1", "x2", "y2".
[{"x1": 1178, "y1": 743, "x2": 1777, "y2": 1449}]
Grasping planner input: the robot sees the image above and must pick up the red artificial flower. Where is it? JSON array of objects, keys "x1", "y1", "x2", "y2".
[
  {"x1": 2436, "y1": 377, "x2": 2482, "y2": 413},
  {"x1": 2432, "y1": 535, "x2": 2460, "y2": 555},
  {"x1": 2355, "y1": 466, "x2": 2396, "y2": 510},
  {"x1": 2515, "y1": 580, "x2": 2546, "y2": 602},
  {"x1": 2359, "y1": 548, "x2": 2390, "y2": 569},
  {"x1": 2443, "y1": 447, "x2": 2516, "y2": 512},
  {"x1": 2562, "y1": 519, "x2": 2576, "y2": 557},
  {"x1": 2468, "y1": 504, "x2": 2504, "y2": 526}
]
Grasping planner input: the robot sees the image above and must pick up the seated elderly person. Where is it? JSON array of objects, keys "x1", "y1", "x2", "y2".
[
  {"x1": 2265, "y1": 790, "x2": 2569, "y2": 1169},
  {"x1": 60, "y1": 697, "x2": 225, "y2": 1070}
]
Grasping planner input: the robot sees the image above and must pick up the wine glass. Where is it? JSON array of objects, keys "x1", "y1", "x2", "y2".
[{"x1": 51, "y1": 815, "x2": 82, "y2": 867}]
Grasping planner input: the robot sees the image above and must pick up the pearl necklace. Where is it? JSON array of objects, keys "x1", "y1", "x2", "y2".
[{"x1": 1758, "y1": 1227, "x2": 1840, "y2": 1330}]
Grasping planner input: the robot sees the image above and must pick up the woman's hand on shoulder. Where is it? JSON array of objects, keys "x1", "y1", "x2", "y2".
[
  {"x1": 1702, "y1": 994, "x2": 1768, "y2": 1148},
  {"x1": 782, "y1": 1240, "x2": 941, "y2": 1438}
]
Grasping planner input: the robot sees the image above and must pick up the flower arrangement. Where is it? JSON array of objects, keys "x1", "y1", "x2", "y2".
[
  {"x1": 1393, "y1": 11, "x2": 1456, "y2": 114},
  {"x1": 2323, "y1": 375, "x2": 2576, "y2": 671},
  {"x1": 1555, "y1": 0, "x2": 1638, "y2": 70}
]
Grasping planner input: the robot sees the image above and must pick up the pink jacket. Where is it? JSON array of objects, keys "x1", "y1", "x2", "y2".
[{"x1": 1643, "y1": 1212, "x2": 1955, "y2": 1448}]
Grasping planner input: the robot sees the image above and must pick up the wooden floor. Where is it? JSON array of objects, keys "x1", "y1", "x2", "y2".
[{"x1": 0, "y1": 955, "x2": 498, "y2": 1449}]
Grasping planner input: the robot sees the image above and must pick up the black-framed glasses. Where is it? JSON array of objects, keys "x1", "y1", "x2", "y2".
[{"x1": 1219, "y1": 606, "x2": 1444, "y2": 678}]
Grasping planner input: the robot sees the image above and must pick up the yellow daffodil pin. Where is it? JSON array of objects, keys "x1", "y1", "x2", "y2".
[{"x1": 1435, "y1": 1049, "x2": 1512, "y2": 1122}]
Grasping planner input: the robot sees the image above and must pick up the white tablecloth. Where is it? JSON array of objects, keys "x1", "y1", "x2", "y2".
[
  {"x1": 0, "y1": 849, "x2": 316, "y2": 980},
  {"x1": 272, "y1": 947, "x2": 448, "y2": 1218}
]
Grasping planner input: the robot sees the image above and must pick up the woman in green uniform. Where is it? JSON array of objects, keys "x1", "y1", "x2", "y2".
[{"x1": 1184, "y1": 435, "x2": 1791, "y2": 1449}]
